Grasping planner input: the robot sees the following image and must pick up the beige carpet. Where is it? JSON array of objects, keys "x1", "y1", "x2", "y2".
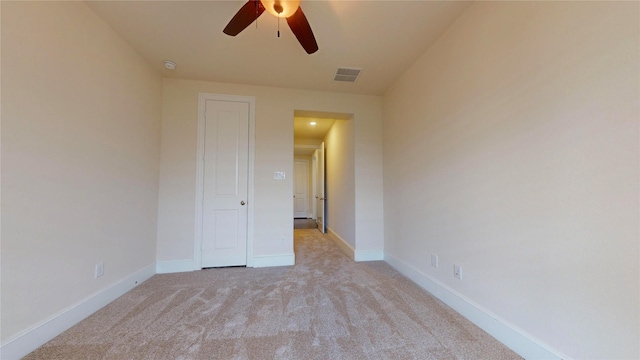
[{"x1": 25, "y1": 230, "x2": 521, "y2": 359}]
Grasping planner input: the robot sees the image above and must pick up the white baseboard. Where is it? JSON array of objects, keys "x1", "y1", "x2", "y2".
[
  {"x1": 252, "y1": 254, "x2": 295, "y2": 268},
  {"x1": 326, "y1": 227, "x2": 355, "y2": 259},
  {"x1": 384, "y1": 252, "x2": 567, "y2": 360},
  {"x1": 156, "y1": 259, "x2": 195, "y2": 274},
  {"x1": 326, "y1": 228, "x2": 383, "y2": 262},
  {"x1": 0, "y1": 263, "x2": 156, "y2": 360},
  {"x1": 354, "y1": 250, "x2": 384, "y2": 262},
  {"x1": 158, "y1": 256, "x2": 295, "y2": 271}
]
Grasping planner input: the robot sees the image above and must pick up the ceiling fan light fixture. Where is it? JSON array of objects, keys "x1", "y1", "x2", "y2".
[
  {"x1": 262, "y1": 0, "x2": 300, "y2": 18},
  {"x1": 223, "y1": 0, "x2": 317, "y2": 54}
]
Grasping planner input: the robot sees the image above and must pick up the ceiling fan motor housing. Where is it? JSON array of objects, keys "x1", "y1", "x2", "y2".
[{"x1": 262, "y1": 0, "x2": 300, "y2": 18}]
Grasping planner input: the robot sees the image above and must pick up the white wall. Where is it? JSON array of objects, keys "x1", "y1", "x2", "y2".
[
  {"x1": 157, "y1": 79, "x2": 383, "y2": 269},
  {"x1": 2, "y1": 0, "x2": 162, "y2": 346},
  {"x1": 354, "y1": 107, "x2": 385, "y2": 259},
  {"x1": 382, "y1": 2, "x2": 639, "y2": 359},
  {"x1": 324, "y1": 120, "x2": 356, "y2": 248}
]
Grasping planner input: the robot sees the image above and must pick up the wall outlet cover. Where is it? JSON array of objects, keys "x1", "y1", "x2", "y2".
[
  {"x1": 95, "y1": 262, "x2": 105, "y2": 278},
  {"x1": 454, "y1": 264, "x2": 462, "y2": 280}
]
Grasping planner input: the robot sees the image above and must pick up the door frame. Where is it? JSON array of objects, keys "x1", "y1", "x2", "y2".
[
  {"x1": 195, "y1": 93, "x2": 256, "y2": 269},
  {"x1": 316, "y1": 142, "x2": 326, "y2": 233},
  {"x1": 311, "y1": 152, "x2": 317, "y2": 220}
]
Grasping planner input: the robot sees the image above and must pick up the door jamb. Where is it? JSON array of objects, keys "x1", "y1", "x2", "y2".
[
  {"x1": 195, "y1": 93, "x2": 256, "y2": 269},
  {"x1": 311, "y1": 152, "x2": 317, "y2": 220}
]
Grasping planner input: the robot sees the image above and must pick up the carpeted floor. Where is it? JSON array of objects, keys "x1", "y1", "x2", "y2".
[{"x1": 25, "y1": 230, "x2": 521, "y2": 359}]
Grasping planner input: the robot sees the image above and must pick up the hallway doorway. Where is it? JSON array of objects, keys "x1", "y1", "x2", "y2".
[{"x1": 293, "y1": 110, "x2": 353, "y2": 236}]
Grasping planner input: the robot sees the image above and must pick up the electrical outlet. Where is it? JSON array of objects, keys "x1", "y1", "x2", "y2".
[
  {"x1": 431, "y1": 254, "x2": 439, "y2": 268},
  {"x1": 95, "y1": 262, "x2": 104, "y2": 278},
  {"x1": 454, "y1": 264, "x2": 462, "y2": 280}
]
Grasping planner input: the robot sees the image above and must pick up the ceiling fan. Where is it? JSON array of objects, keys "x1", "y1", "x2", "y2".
[{"x1": 223, "y1": 0, "x2": 319, "y2": 54}]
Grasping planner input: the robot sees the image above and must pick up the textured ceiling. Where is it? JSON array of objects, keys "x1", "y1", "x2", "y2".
[{"x1": 86, "y1": 0, "x2": 472, "y2": 96}]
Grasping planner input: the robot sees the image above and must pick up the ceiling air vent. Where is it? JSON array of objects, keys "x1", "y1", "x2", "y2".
[{"x1": 334, "y1": 67, "x2": 362, "y2": 83}]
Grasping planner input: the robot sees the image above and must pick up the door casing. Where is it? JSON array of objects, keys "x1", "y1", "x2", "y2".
[{"x1": 316, "y1": 142, "x2": 326, "y2": 233}]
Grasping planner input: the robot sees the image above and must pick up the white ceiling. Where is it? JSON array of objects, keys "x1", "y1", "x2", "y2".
[
  {"x1": 294, "y1": 117, "x2": 336, "y2": 140},
  {"x1": 293, "y1": 113, "x2": 338, "y2": 155},
  {"x1": 86, "y1": 0, "x2": 472, "y2": 96}
]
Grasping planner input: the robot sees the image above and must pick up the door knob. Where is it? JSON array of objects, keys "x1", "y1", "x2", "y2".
[{"x1": 240, "y1": 201, "x2": 246, "y2": 206}]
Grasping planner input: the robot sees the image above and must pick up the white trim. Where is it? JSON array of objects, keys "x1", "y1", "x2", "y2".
[
  {"x1": 354, "y1": 250, "x2": 384, "y2": 262},
  {"x1": 293, "y1": 144, "x2": 321, "y2": 153},
  {"x1": 384, "y1": 252, "x2": 568, "y2": 360},
  {"x1": 156, "y1": 259, "x2": 195, "y2": 274},
  {"x1": 195, "y1": 93, "x2": 256, "y2": 269},
  {"x1": 0, "y1": 263, "x2": 155, "y2": 360},
  {"x1": 326, "y1": 228, "x2": 383, "y2": 262},
  {"x1": 252, "y1": 254, "x2": 295, "y2": 268},
  {"x1": 327, "y1": 227, "x2": 355, "y2": 259},
  {"x1": 311, "y1": 150, "x2": 317, "y2": 220}
]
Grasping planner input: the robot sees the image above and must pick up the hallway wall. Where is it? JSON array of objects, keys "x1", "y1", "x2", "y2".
[{"x1": 324, "y1": 120, "x2": 355, "y2": 248}]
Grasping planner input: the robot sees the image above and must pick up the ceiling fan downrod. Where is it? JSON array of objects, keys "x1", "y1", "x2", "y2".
[
  {"x1": 275, "y1": 2, "x2": 283, "y2": 37},
  {"x1": 256, "y1": 0, "x2": 261, "y2": 28}
]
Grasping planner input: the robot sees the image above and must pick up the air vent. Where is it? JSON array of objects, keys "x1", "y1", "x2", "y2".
[{"x1": 334, "y1": 67, "x2": 362, "y2": 82}]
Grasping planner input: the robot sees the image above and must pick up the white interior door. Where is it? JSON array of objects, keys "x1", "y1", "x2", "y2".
[
  {"x1": 293, "y1": 160, "x2": 309, "y2": 218},
  {"x1": 311, "y1": 153, "x2": 317, "y2": 220},
  {"x1": 202, "y1": 99, "x2": 249, "y2": 267},
  {"x1": 316, "y1": 142, "x2": 326, "y2": 233}
]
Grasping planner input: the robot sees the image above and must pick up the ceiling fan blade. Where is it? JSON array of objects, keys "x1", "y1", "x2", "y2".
[
  {"x1": 286, "y1": 7, "x2": 318, "y2": 54},
  {"x1": 223, "y1": 0, "x2": 265, "y2": 36}
]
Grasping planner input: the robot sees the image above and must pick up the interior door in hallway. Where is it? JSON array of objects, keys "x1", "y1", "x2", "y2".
[
  {"x1": 202, "y1": 99, "x2": 249, "y2": 267},
  {"x1": 316, "y1": 142, "x2": 326, "y2": 233},
  {"x1": 294, "y1": 160, "x2": 309, "y2": 218}
]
